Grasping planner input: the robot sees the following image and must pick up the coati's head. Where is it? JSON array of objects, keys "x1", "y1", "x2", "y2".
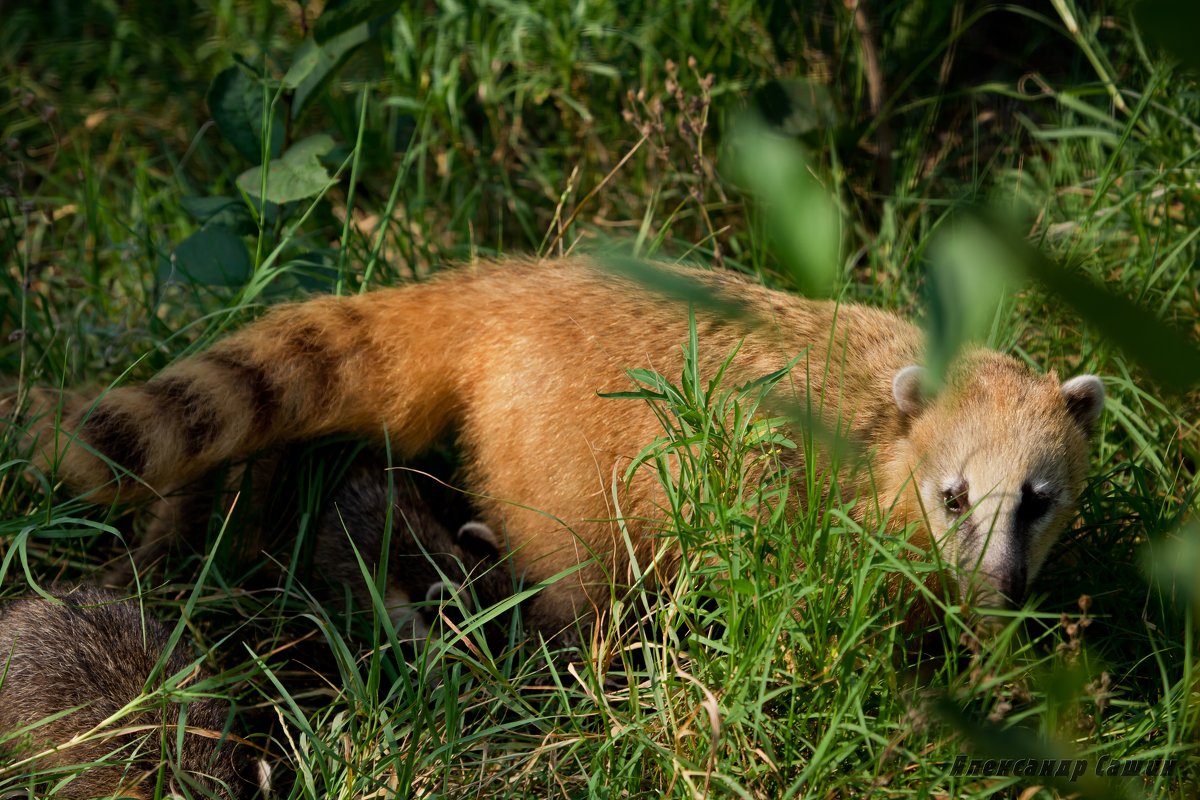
[
  {"x1": 375, "y1": 520, "x2": 509, "y2": 647},
  {"x1": 315, "y1": 468, "x2": 511, "y2": 649},
  {"x1": 890, "y1": 353, "x2": 1104, "y2": 610}
]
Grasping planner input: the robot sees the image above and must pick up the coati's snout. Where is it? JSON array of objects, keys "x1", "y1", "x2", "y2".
[
  {"x1": 892, "y1": 357, "x2": 1105, "y2": 613},
  {"x1": 944, "y1": 481, "x2": 1039, "y2": 609}
]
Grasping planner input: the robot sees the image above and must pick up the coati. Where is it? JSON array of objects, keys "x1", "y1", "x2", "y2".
[
  {"x1": 0, "y1": 391, "x2": 511, "y2": 650},
  {"x1": 107, "y1": 444, "x2": 510, "y2": 636},
  {"x1": 0, "y1": 473, "x2": 501, "y2": 797},
  {"x1": 315, "y1": 461, "x2": 511, "y2": 648},
  {"x1": 10, "y1": 258, "x2": 1105, "y2": 639},
  {"x1": 0, "y1": 586, "x2": 265, "y2": 799},
  {"x1": 119, "y1": 450, "x2": 511, "y2": 649}
]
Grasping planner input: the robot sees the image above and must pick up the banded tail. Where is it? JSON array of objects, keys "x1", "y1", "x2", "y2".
[{"x1": 23, "y1": 287, "x2": 464, "y2": 501}]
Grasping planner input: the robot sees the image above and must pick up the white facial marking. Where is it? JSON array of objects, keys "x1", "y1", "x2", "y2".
[{"x1": 1028, "y1": 479, "x2": 1054, "y2": 499}]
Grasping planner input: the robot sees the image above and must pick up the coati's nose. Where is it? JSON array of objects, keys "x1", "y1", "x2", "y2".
[{"x1": 1000, "y1": 569, "x2": 1027, "y2": 607}]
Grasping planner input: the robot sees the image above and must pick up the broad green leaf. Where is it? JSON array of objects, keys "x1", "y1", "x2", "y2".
[
  {"x1": 285, "y1": 23, "x2": 372, "y2": 118},
  {"x1": 179, "y1": 196, "x2": 256, "y2": 234},
  {"x1": 163, "y1": 225, "x2": 252, "y2": 287},
  {"x1": 237, "y1": 135, "x2": 336, "y2": 205},
  {"x1": 314, "y1": 0, "x2": 400, "y2": 43},
  {"x1": 727, "y1": 117, "x2": 840, "y2": 298},
  {"x1": 206, "y1": 61, "x2": 284, "y2": 164}
]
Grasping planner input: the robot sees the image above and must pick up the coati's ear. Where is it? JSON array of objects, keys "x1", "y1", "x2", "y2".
[
  {"x1": 1060, "y1": 375, "x2": 1105, "y2": 433},
  {"x1": 891, "y1": 366, "x2": 928, "y2": 419},
  {"x1": 457, "y1": 521, "x2": 500, "y2": 555},
  {"x1": 426, "y1": 580, "x2": 472, "y2": 612}
]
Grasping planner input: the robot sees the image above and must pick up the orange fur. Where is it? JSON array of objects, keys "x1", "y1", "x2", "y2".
[{"x1": 10, "y1": 258, "x2": 1103, "y2": 638}]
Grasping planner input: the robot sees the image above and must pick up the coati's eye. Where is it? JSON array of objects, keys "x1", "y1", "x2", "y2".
[
  {"x1": 942, "y1": 479, "x2": 969, "y2": 516},
  {"x1": 1017, "y1": 482, "x2": 1054, "y2": 524}
]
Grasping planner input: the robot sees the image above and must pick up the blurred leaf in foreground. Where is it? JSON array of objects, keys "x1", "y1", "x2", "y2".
[
  {"x1": 933, "y1": 698, "x2": 1134, "y2": 800},
  {"x1": 726, "y1": 116, "x2": 841, "y2": 298},
  {"x1": 754, "y1": 78, "x2": 839, "y2": 138},
  {"x1": 924, "y1": 216, "x2": 1020, "y2": 389},
  {"x1": 961, "y1": 209, "x2": 1200, "y2": 393},
  {"x1": 1145, "y1": 520, "x2": 1200, "y2": 619},
  {"x1": 1135, "y1": 0, "x2": 1200, "y2": 75},
  {"x1": 597, "y1": 255, "x2": 751, "y2": 321}
]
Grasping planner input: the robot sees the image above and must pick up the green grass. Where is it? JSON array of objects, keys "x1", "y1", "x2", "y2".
[{"x1": 1, "y1": 0, "x2": 1198, "y2": 797}]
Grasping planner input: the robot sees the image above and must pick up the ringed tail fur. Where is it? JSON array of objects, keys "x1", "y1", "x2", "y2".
[{"x1": 36, "y1": 286, "x2": 462, "y2": 500}]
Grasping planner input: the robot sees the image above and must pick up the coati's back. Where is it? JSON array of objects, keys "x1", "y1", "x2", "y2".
[
  {"x1": 17, "y1": 262, "x2": 908, "y2": 624},
  {"x1": 0, "y1": 586, "x2": 256, "y2": 799}
]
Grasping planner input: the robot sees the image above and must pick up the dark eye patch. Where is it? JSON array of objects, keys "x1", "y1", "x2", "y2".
[{"x1": 1016, "y1": 482, "x2": 1054, "y2": 531}]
